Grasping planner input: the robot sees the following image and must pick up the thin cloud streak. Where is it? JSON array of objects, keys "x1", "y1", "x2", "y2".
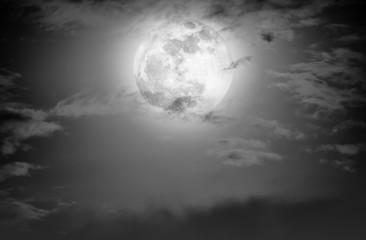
[{"x1": 209, "y1": 137, "x2": 282, "y2": 167}]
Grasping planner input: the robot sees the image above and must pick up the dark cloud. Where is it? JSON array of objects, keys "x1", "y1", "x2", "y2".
[{"x1": 261, "y1": 31, "x2": 275, "y2": 42}]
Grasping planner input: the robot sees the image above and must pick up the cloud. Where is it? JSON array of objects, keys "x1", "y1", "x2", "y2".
[
  {"x1": 0, "y1": 195, "x2": 78, "y2": 240},
  {"x1": 320, "y1": 158, "x2": 356, "y2": 173},
  {"x1": 255, "y1": 1, "x2": 329, "y2": 42},
  {"x1": 1, "y1": 72, "x2": 61, "y2": 152},
  {"x1": 0, "y1": 199, "x2": 50, "y2": 223},
  {"x1": 49, "y1": 88, "x2": 148, "y2": 118},
  {"x1": 332, "y1": 120, "x2": 366, "y2": 133},
  {"x1": 0, "y1": 69, "x2": 21, "y2": 102},
  {"x1": 297, "y1": 17, "x2": 321, "y2": 27},
  {"x1": 23, "y1": 0, "x2": 212, "y2": 33},
  {"x1": 257, "y1": 24, "x2": 295, "y2": 43},
  {"x1": 268, "y1": 48, "x2": 366, "y2": 118},
  {"x1": 0, "y1": 196, "x2": 75, "y2": 231},
  {"x1": 260, "y1": 31, "x2": 276, "y2": 42},
  {"x1": 318, "y1": 143, "x2": 366, "y2": 155},
  {"x1": 8, "y1": 0, "x2": 341, "y2": 124},
  {"x1": 2, "y1": 117, "x2": 62, "y2": 140},
  {"x1": 208, "y1": 0, "x2": 331, "y2": 43},
  {"x1": 50, "y1": 85, "x2": 235, "y2": 124},
  {"x1": 338, "y1": 34, "x2": 365, "y2": 43},
  {"x1": 201, "y1": 110, "x2": 235, "y2": 124},
  {"x1": 0, "y1": 108, "x2": 63, "y2": 155},
  {"x1": 0, "y1": 162, "x2": 45, "y2": 182},
  {"x1": 223, "y1": 56, "x2": 252, "y2": 71},
  {"x1": 204, "y1": 0, "x2": 262, "y2": 19},
  {"x1": 20, "y1": 0, "x2": 334, "y2": 46},
  {"x1": 0, "y1": 69, "x2": 63, "y2": 155},
  {"x1": 253, "y1": 118, "x2": 305, "y2": 140},
  {"x1": 209, "y1": 137, "x2": 282, "y2": 166},
  {"x1": 22, "y1": 0, "x2": 135, "y2": 32},
  {"x1": 218, "y1": 149, "x2": 283, "y2": 166}
]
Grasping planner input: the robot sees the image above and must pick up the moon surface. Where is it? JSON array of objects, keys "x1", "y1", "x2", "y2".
[{"x1": 134, "y1": 20, "x2": 233, "y2": 115}]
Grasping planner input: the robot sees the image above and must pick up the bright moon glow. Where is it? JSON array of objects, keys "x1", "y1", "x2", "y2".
[{"x1": 134, "y1": 19, "x2": 233, "y2": 115}]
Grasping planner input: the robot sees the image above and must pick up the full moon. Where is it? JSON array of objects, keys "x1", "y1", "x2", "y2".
[{"x1": 134, "y1": 19, "x2": 233, "y2": 115}]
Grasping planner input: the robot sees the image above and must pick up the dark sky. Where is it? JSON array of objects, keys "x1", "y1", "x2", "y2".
[{"x1": 1, "y1": 0, "x2": 366, "y2": 239}]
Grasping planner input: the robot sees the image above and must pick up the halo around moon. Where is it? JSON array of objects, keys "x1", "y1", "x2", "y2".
[{"x1": 134, "y1": 19, "x2": 233, "y2": 115}]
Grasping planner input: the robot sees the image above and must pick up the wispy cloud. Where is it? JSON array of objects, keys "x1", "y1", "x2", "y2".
[
  {"x1": 318, "y1": 143, "x2": 366, "y2": 156},
  {"x1": 49, "y1": 88, "x2": 147, "y2": 118},
  {"x1": 0, "y1": 109, "x2": 63, "y2": 155},
  {"x1": 253, "y1": 118, "x2": 305, "y2": 140},
  {"x1": 22, "y1": 0, "x2": 335, "y2": 46},
  {"x1": 223, "y1": 56, "x2": 252, "y2": 71},
  {"x1": 338, "y1": 34, "x2": 365, "y2": 43},
  {"x1": 320, "y1": 158, "x2": 355, "y2": 173},
  {"x1": 201, "y1": 110, "x2": 234, "y2": 124},
  {"x1": 255, "y1": 1, "x2": 329, "y2": 42},
  {"x1": 0, "y1": 70, "x2": 63, "y2": 155},
  {"x1": 24, "y1": 0, "x2": 136, "y2": 32},
  {"x1": 0, "y1": 162, "x2": 45, "y2": 182},
  {"x1": 0, "y1": 69, "x2": 23, "y2": 113},
  {"x1": 209, "y1": 137, "x2": 282, "y2": 167},
  {"x1": 332, "y1": 120, "x2": 366, "y2": 133},
  {"x1": 50, "y1": 84, "x2": 237, "y2": 125},
  {"x1": 0, "y1": 197, "x2": 75, "y2": 227},
  {"x1": 0, "y1": 199, "x2": 50, "y2": 223},
  {"x1": 268, "y1": 48, "x2": 366, "y2": 118}
]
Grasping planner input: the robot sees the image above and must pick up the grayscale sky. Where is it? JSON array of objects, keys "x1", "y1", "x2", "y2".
[{"x1": 1, "y1": 0, "x2": 366, "y2": 239}]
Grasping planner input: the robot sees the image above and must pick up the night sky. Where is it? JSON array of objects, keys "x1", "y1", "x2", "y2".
[{"x1": 1, "y1": 0, "x2": 366, "y2": 239}]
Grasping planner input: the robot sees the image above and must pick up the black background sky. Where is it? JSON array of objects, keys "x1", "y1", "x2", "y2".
[{"x1": 1, "y1": 0, "x2": 366, "y2": 239}]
